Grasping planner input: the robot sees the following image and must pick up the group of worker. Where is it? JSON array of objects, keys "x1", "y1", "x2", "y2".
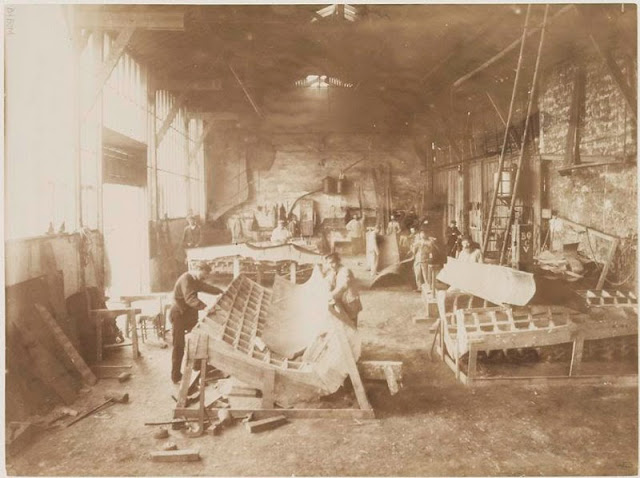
[{"x1": 170, "y1": 212, "x2": 480, "y2": 384}]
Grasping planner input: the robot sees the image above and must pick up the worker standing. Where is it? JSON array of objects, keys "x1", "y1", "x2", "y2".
[
  {"x1": 270, "y1": 219, "x2": 292, "y2": 244},
  {"x1": 323, "y1": 252, "x2": 362, "y2": 328},
  {"x1": 170, "y1": 263, "x2": 223, "y2": 384},
  {"x1": 182, "y1": 215, "x2": 202, "y2": 249},
  {"x1": 386, "y1": 215, "x2": 401, "y2": 236},
  {"x1": 346, "y1": 213, "x2": 365, "y2": 255},
  {"x1": 411, "y1": 230, "x2": 430, "y2": 292},
  {"x1": 365, "y1": 226, "x2": 381, "y2": 277},
  {"x1": 457, "y1": 235, "x2": 483, "y2": 263}
]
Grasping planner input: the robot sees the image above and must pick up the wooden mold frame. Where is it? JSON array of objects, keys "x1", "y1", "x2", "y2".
[
  {"x1": 434, "y1": 289, "x2": 638, "y2": 387},
  {"x1": 174, "y1": 274, "x2": 375, "y2": 421}
]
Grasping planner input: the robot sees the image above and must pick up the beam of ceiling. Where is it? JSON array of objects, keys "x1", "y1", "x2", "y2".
[{"x1": 76, "y1": 11, "x2": 185, "y2": 31}]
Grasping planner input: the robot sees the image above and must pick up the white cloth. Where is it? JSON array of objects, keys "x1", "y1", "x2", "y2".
[
  {"x1": 270, "y1": 226, "x2": 291, "y2": 244},
  {"x1": 457, "y1": 248, "x2": 483, "y2": 263}
]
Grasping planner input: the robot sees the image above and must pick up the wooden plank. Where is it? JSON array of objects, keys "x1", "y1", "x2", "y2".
[
  {"x1": 149, "y1": 449, "x2": 200, "y2": 462},
  {"x1": 175, "y1": 407, "x2": 376, "y2": 420},
  {"x1": 76, "y1": 11, "x2": 185, "y2": 31},
  {"x1": 9, "y1": 322, "x2": 77, "y2": 405},
  {"x1": 469, "y1": 375, "x2": 638, "y2": 387},
  {"x1": 84, "y1": 26, "x2": 135, "y2": 118},
  {"x1": 358, "y1": 361, "x2": 403, "y2": 382},
  {"x1": 596, "y1": 238, "x2": 620, "y2": 290},
  {"x1": 383, "y1": 365, "x2": 400, "y2": 395},
  {"x1": 245, "y1": 415, "x2": 287, "y2": 433},
  {"x1": 331, "y1": 318, "x2": 373, "y2": 411},
  {"x1": 569, "y1": 334, "x2": 585, "y2": 376},
  {"x1": 261, "y1": 368, "x2": 276, "y2": 408},
  {"x1": 35, "y1": 304, "x2": 97, "y2": 386},
  {"x1": 564, "y1": 65, "x2": 585, "y2": 167},
  {"x1": 157, "y1": 79, "x2": 223, "y2": 92}
]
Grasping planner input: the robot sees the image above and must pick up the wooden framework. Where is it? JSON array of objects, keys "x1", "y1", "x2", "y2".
[
  {"x1": 173, "y1": 324, "x2": 374, "y2": 430},
  {"x1": 433, "y1": 289, "x2": 638, "y2": 386}
]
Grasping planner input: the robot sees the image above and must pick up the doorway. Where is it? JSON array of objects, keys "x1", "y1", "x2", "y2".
[{"x1": 103, "y1": 183, "x2": 149, "y2": 297}]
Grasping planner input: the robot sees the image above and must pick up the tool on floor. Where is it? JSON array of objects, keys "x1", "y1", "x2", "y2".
[
  {"x1": 66, "y1": 392, "x2": 129, "y2": 427},
  {"x1": 100, "y1": 372, "x2": 131, "y2": 383}
]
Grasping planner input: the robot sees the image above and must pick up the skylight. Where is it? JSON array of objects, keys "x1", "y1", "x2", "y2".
[
  {"x1": 295, "y1": 75, "x2": 354, "y2": 88},
  {"x1": 311, "y1": 4, "x2": 357, "y2": 22}
]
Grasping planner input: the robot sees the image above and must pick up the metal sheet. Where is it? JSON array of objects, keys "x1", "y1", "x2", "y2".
[{"x1": 437, "y1": 257, "x2": 536, "y2": 306}]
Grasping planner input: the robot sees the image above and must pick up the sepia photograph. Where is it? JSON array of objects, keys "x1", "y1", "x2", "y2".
[{"x1": 3, "y1": 2, "x2": 638, "y2": 476}]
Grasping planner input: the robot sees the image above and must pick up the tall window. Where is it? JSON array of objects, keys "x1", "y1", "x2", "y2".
[
  {"x1": 156, "y1": 90, "x2": 188, "y2": 218},
  {"x1": 5, "y1": 5, "x2": 76, "y2": 238}
]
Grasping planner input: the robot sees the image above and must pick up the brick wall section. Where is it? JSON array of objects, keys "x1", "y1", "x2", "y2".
[
  {"x1": 539, "y1": 53, "x2": 637, "y2": 239},
  {"x1": 238, "y1": 133, "x2": 421, "y2": 225}
]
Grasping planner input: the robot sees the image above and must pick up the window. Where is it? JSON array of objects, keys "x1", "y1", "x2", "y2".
[{"x1": 5, "y1": 5, "x2": 77, "y2": 238}]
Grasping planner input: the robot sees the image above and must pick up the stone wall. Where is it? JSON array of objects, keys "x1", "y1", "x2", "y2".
[{"x1": 539, "y1": 52, "x2": 637, "y2": 238}]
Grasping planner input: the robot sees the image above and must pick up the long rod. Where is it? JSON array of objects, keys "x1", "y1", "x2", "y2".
[
  {"x1": 499, "y1": 4, "x2": 550, "y2": 264},
  {"x1": 228, "y1": 63, "x2": 263, "y2": 118},
  {"x1": 485, "y1": 91, "x2": 521, "y2": 147},
  {"x1": 453, "y1": 5, "x2": 572, "y2": 89},
  {"x1": 481, "y1": 5, "x2": 532, "y2": 256}
]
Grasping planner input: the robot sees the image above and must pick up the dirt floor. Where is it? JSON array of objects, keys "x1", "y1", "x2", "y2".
[{"x1": 5, "y1": 256, "x2": 638, "y2": 476}]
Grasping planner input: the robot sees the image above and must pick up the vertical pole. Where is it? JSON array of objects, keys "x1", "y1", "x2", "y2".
[
  {"x1": 499, "y1": 5, "x2": 549, "y2": 264},
  {"x1": 481, "y1": 6, "x2": 532, "y2": 256},
  {"x1": 290, "y1": 262, "x2": 297, "y2": 284}
]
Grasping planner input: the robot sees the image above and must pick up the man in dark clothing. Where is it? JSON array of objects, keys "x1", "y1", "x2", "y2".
[
  {"x1": 446, "y1": 220, "x2": 462, "y2": 257},
  {"x1": 170, "y1": 262, "x2": 223, "y2": 383}
]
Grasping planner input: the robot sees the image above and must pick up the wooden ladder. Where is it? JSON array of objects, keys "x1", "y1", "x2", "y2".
[{"x1": 481, "y1": 5, "x2": 549, "y2": 265}]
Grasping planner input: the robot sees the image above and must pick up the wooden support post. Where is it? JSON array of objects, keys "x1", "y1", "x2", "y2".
[
  {"x1": 233, "y1": 258, "x2": 241, "y2": 278},
  {"x1": 564, "y1": 65, "x2": 586, "y2": 167},
  {"x1": 467, "y1": 343, "x2": 478, "y2": 385},
  {"x1": 256, "y1": 265, "x2": 263, "y2": 285},
  {"x1": 569, "y1": 333, "x2": 585, "y2": 376},
  {"x1": 290, "y1": 262, "x2": 297, "y2": 284},
  {"x1": 95, "y1": 316, "x2": 103, "y2": 362},
  {"x1": 128, "y1": 309, "x2": 140, "y2": 359}
]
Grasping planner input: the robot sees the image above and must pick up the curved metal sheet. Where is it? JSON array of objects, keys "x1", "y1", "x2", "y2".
[{"x1": 437, "y1": 257, "x2": 536, "y2": 306}]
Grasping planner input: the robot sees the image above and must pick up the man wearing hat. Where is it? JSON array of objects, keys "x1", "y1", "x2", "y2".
[{"x1": 170, "y1": 262, "x2": 223, "y2": 383}]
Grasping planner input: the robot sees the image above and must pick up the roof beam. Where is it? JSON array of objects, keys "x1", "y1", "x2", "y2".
[
  {"x1": 187, "y1": 112, "x2": 239, "y2": 121},
  {"x1": 75, "y1": 10, "x2": 185, "y2": 31},
  {"x1": 153, "y1": 78, "x2": 223, "y2": 92}
]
